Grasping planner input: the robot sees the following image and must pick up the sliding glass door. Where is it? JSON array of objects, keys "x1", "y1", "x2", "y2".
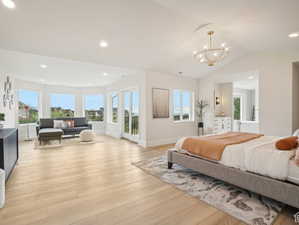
[{"x1": 123, "y1": 90, "x2": 139, "y2": 141}]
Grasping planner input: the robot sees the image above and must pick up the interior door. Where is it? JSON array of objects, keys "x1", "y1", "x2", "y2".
[{"x1": 123, "y1": 90, "x2": 139, "y2": 142}]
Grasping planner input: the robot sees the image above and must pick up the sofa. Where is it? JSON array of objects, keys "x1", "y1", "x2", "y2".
[{"x1": 36, "y1": 117, "x2": 92, "y2": 136}]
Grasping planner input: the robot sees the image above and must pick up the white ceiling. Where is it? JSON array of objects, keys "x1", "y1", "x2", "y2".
[
  {"x1": 0, "y1": 0, "x2": 298, "y2": 87},
  {"x1": 0, "y1": 49, "x2": 137, "y2": 87}
]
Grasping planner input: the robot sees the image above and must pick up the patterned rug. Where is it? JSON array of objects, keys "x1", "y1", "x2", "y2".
[{"x1": 133, "y1": 155, "x2": 283, "y2": 225}]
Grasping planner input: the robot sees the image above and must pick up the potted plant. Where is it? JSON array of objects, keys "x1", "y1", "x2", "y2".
[
  {"x1": 196, "y1": 100, "x2": 208, "y2": 129},
  {"x1": 0, "y1": 113, "x2": 5, "y2": 129}
]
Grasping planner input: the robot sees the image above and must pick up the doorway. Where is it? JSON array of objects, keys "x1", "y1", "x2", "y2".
[{"x1": 123, "y1": 90, "x2": 139, "y2": 142}]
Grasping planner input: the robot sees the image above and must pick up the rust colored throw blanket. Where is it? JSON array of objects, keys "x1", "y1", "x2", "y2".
[{"x1": 182, "y1": 132, "x2": 264, "y2": 161}]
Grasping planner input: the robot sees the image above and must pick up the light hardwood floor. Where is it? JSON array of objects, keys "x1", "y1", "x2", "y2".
[{"x1": 0, "y1": 135, "x2": 297, "y2": 225}]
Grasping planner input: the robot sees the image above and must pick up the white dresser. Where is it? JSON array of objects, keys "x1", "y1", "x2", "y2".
[{"x1": 213, "y1": 117, "x2": 232, "y2": 134}]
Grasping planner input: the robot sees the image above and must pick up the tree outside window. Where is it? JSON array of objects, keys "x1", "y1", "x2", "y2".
[
  {"x1": 18, "y1": 90, "x2": 39, "y2": 124},
  {"x1": 112, "y1": 94, "x2": 118, "y2": 123},
  {"x1": 85, "y1": 95, "x2": 104, "y2": 121},
  {"x1": 233, "y1": 96, "x2": 241, "y2": 120},
  {"x1": 50, "y1": 94, "x2": 75, "y2": 118}
]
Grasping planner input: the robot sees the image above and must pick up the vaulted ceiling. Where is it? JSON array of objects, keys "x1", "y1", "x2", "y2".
[{"x1": 0, "y1": 0, "x2": 298, "y2": 86}]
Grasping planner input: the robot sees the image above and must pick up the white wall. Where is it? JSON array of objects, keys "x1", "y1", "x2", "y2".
[
  {"x1": 0, "y1": 73, "x2": 16, "y2": 128},
  {"x1": 199, "y1": 51, "x2": 299, "y2": 137},
  {"x1": 218, "y1": 83, "x2": 233, "y2": 117},
  {"x1": 145, "y1": 72, "x2": 198, "y2": 146}
]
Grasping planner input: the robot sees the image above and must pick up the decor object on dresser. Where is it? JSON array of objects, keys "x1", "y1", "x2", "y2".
[
  {"x1": 0, "y1": 128, "x2": 18, "y2": 181},
  {"x1": 0, "y1": 113, "x2": 4, "y2": 128},
  {"x1": 152, "y1": 88, "x2": 169, "y2": 119},
  {"x1": 196, "y1": 100, "x2": 209, "y2": 135},
  {"x1": 0, "y1": 169, "x2": 4, "y2": 208},
  {"x1": 2, "y1": 76, "x2": 14, "y2": 109},
  {"x1": 213, "y1": 116, "x2": 232, "y2": 134},
  {"x1": 80, "y1": 129, "x2": 95, "y2": 142}
]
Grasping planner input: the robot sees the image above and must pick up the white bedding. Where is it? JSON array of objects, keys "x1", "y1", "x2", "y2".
[
  {"x1": 288, "y1": 160, "x2": 299, "y2": 184},
  {"x1": 175, "y1": 135, "x2": 298, "y2": 183}
]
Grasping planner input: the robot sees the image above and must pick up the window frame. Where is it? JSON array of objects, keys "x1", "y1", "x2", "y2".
[
  {"x1": 172, "y1": 89, "x2": 194, "y2": 122},
  {"x1": 18, "y1": 89, "x2": 40, "y2": 124},
  {"x1": 84, "y1": 94, "x2": 105, "y2": 122}
]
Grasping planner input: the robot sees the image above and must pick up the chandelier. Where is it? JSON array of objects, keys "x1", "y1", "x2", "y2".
[{"x1": 193, "y1": 31, "x2": 230, "y2": 66}]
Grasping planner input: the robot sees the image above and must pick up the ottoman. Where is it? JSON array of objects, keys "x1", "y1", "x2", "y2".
[
  {"x1": 38, "y1": 128, "x2": 64, "y2": 145},
  {"x1": 80, "y1": 130, "x2": 95, "y2": 142}
]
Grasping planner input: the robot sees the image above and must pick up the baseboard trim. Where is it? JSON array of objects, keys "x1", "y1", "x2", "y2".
[{"x1": 146, "y1": 137, "x2": 178, "y2": 147}]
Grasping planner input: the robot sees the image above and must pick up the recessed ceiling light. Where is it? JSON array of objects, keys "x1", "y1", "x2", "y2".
[
  {"x1": 99, "y1": 40, "x2": 108, "y2": 48},
  {"x1": 2, "y1": 0, "x2": 15, "y2": 9},
  {"x1": 288, "y1": 32, "x2": 299, "y2": 38},
  {"x1": 39, "y1": 79, "x2": 45, "y2": 82},
  {"x1": 40, "y1": 64, "x2": 48, "y2": 69},
  {"x1": 248, "y1": 76, "x2": 254, "y2": 80},
  {"x1": 103, "y1": 72, "x2": 108, "y2": 76}
]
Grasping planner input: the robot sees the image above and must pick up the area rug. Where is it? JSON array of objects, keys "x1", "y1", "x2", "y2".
[
  {"x1": 133, "y1": 155, "x2": 283, "y2": 225},
  {"x1": 34, "y1": 137, "x2": 103, "y2": 150}
]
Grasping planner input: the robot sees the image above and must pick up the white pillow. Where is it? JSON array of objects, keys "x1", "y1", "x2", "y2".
[
  {"x1": 53, "y1": 120, "x2": 64, "y2": 129},
  {"x1": 293, "y1": 129, "x2": 299, "y2": 137}
]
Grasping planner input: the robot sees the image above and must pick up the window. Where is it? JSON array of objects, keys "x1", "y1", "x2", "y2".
[
  {"x1": 111, "y1": 94, "x2": 118, "y2": 123},
  {"x1": 173, "y1": 90, "x2": 192, "y2": 121},
  {"x1": 233, "y1": 96, "x2": 242, "y2": 120},
  {"x1": 84, "y1": 95, "x2": 104, "y2": 121},
  {"x1": 124, "y1": 91, "x2": 139, "y2": 135},
  {"x1": 131, "y1": 91, "x2": 139, "y2": 135},
  {"x1": 124, "y1": 92, "x2": 130, "y2": 133},
  {"x1": 18, "y1": 90, "x2": 39, "y2": 124},
  {"x1": 50, "y1": 93, "x2": 75, "y2": 118}
]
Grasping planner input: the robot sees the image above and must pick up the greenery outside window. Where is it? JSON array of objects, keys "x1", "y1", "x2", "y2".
[
  {"x1": 173, "y1": 90, "x2": 193, "y2": 121},
  {"x1": 111, "y1": 94, "x2": 118, "y2": 123},
  {"x1": 18, "y1": 90, "x2": 39, "y2": 124},
  {"x1": 84, "y1": 95, "x2": 104, "y2": 121},
  {"x1": 233, "y1": 96, "x2": 242, "y2": 120},
  {"x1": 50, "y1": 93, "x2": 75, "y2": 118}
]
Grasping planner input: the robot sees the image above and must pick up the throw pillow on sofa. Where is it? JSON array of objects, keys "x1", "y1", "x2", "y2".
[
  {"x1": 53, "y1": 120, "x2": 64, "y2": 129},
  {"x1": 63, "y1": 120, "x2": 75, "y2": 128}
]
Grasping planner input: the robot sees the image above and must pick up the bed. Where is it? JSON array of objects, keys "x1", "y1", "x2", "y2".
[{"x1": 167, "y1": 133, "x2": 299, "y2": 209}]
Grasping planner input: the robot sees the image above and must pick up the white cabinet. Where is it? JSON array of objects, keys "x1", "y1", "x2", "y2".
[{"x1": 213, "y1": 117, "x2": 232, "y2": 134}]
